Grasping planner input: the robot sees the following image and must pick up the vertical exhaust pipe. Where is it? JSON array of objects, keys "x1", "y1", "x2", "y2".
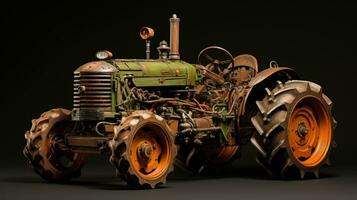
[{"x1": 169, "y1": 14, "x2": 180, "y2": 60}]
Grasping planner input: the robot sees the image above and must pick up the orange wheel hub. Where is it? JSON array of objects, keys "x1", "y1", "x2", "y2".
[
  {"x1": 130, "y1": 125, "x2": 172, "y2": 180},
  {"x1": 288, "y1": 96, "x2": 332, "y2": 167}
]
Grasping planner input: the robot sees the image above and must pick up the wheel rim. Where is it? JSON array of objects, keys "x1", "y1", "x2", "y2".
[
  {"x1": 130, "y1": 124, "x2": 172, "y2": 180},
  {"x1": 204, "y1": 146, "x2": 239, "y2": 165},
  {"x1": 288, "y1": 96, "x2": 332, "y2": 167}
]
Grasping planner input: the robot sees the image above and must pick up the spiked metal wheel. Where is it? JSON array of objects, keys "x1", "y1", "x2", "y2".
[
  {"x1": 250, "y1": 80, "x2": 336, "y2": 178},
  {"x1": 23, "y1": 108, "x2": 85, "y2": 181},
  {"x1": 109, "y1": 111, "x2": 177, "y2": 188}
]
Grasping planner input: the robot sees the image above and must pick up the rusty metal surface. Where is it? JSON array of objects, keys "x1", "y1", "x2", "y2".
[
  {"x1": 23, "y1": 14, "x2": 335, "y2": 188},
  {"x1": 139, "y1": 27, "x2": 155, "y2": 40},
  {"x1": 109, "y1": 111, "x2": 177, "y2": 188},
  {"x1": 230, "y1": 54, "x2": 258, "y2": 71},
  {"x1": 193, "y1": 117, "x2": 213, "y2": 128},
  {"x1": 74, "y1": 61, "x2": 118, "y2": 73},
  {"x1": 23, "y1": 108, "x2": 86, "y2": 181},
  {"x1": 66, "y1": 136, "x2": 110, "y2": 148},
  {"x1": 248, "y1": 67, "x2": 298, "y2": 87},
  {"x1": 250, "y1": 80, "x2": 336, "y2": 178},
  {"x1": 240, "y1": 67, "x2": 300, "y2": 115},
  {"x1": 195, "y1": 64, "x2": 225, "y2": 85},
  {"x1": 227, "y1": 54, "x2": 258, "y2": 84},
  {"x1": 140, "y1": 27, "x2": 155, "y2": 59},
  {"x1": 73, "y1": 61, "x2": 117, "y2": 116},
  {"x1": 169, "y1": 14, "x2": 180, "y2": 60}
]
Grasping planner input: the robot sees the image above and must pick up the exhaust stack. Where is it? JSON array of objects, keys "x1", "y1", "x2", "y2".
[{"x1": 169, "y1": 14, "x2": 180, "y2": 60}]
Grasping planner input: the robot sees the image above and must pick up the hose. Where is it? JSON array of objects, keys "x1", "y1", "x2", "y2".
[{"x1": 95, "y1": 121, "x2": 119, "y2": 136}]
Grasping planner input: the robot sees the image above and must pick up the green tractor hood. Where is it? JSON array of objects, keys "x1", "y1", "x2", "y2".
[{"x1": 113, "y1": 59, "x2": 197, "y2": 87}]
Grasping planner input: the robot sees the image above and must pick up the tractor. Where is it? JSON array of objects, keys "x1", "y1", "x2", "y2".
[{"x1": 23, "y1": 14, "x2": 336, "y2": 188}]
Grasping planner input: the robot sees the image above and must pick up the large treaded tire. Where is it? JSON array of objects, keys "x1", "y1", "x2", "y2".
[
  {"x1": 109, "y1": 111, "x2": 177, "y2": 188},
  {"x1": 23, "y1": 108, "x2": 86, "y2": 181},
  {"x1": 250, "y1": 80, "x2": 336, "y2": 178}
]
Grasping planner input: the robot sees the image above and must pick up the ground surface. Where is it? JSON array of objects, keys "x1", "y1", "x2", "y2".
[{"x1": 1, "y1": 156, "x2": 356, "y2": 200}]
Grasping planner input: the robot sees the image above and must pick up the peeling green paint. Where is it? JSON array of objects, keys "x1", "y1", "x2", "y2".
[{"x1": 113, "y1": 59, "x2": 196, "y2": 87}]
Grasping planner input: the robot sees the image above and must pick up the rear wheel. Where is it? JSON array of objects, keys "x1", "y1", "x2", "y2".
[
  {"x1": 109, "y1": 111, "x2": 177, "y2": 188},
  {"x1": 250, "y1": 80, "x2": 336, "y2": 178},
  {"x1": 23, "y1": 108, "x2": 86, "y2": 181}
]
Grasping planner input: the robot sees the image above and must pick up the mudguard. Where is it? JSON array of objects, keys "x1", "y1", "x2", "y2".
[{"x1": 241, "y1": 67, "x2": 300, "y2": 115}]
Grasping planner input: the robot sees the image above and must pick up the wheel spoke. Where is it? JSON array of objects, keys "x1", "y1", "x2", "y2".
[
  {"x1": 204, "y1": 54, "x2": 215, "y2": 62},
  {"x1": 220, "y1": 59, "x2": 233, "y2": 65},
  {"x1": 206, "y1": 63, "x2": 215, "y2": 71}
]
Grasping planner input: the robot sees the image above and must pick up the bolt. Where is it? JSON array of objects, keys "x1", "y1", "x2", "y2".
[
  {"x1": 139, "y1": 143, "x2": 153, "y2": 159},
  {"x1": 296, "y1": 122, "x2": 308, "y2": 138}
]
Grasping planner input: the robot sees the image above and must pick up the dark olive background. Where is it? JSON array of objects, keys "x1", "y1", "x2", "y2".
[{"x1": 1, "y1": 1, "x2": 356, "y2": 199}]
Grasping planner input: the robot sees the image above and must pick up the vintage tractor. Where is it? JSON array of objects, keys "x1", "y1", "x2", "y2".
[{"x1": 23, "y1": 14, "x2": 336, "y2": 188}]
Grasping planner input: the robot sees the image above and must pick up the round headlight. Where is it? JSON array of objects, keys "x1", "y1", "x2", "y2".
[{"x1": 96, "y1": 50, "x2": 113, "y2": 60}]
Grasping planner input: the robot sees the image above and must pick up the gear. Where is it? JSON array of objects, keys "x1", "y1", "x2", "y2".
[
  {"x1": 109, "y1": 111, "x2": 177, "y2": 188},
  {"x1": 23, "y1": 108, "x2": 86, "y2": 181},
  {"x1": 250, "y1": 80, "x2": 336, "y2": 178}
]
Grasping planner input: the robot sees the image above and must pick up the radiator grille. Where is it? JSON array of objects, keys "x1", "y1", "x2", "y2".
[{"x1": 73, "y1": 72, "x2": 112, "y2": 111}]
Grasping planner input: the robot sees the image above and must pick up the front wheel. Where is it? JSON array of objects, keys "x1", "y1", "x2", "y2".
[
  {"x1": 23, "y1": 108, "x2": 86, "y2": 181},
  {"x1": 109, "y1": 111, "x2": 177, "y2": 188},
  {"x1": 250, "y1": 80, "x2": 336, "y2": 178}
]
